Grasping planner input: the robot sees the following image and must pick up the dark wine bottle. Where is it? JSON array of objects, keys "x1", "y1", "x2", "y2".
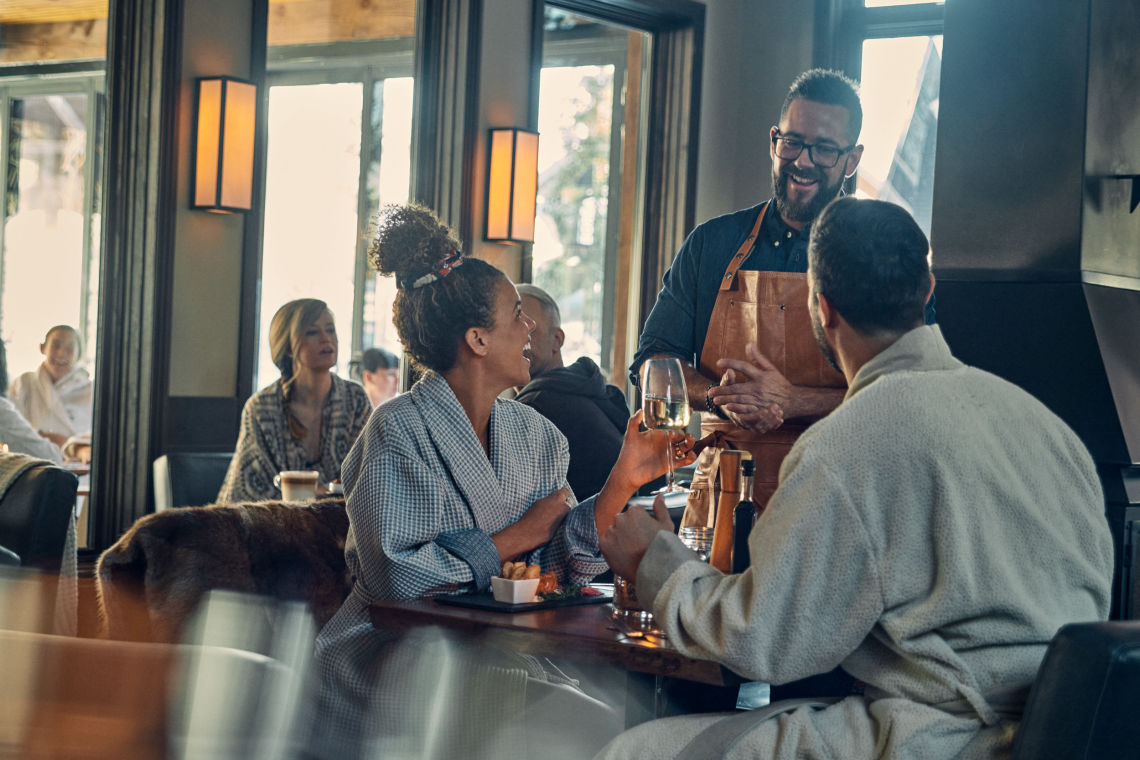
[{"x1": 732, "y1": 458, "x2": 756, "y2": 573}]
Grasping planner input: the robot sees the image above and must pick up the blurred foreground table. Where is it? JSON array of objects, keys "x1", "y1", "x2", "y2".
[{"x1": 369, "y1": 591, "x2": 739, "y2": 726}]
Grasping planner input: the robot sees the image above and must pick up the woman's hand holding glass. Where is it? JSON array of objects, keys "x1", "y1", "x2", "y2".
[
  {"x1": 609, "y1": 409, "x2": 697, "y2": 494},
  {"x1": 640, "y1": 357, "x2": 692, "y2": 491}
]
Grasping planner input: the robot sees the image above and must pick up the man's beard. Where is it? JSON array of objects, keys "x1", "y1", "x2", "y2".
[
  {"x1": 811, "y1": 305, "x2": 842, "y2": 374},
  {"x1": 772, "y1": 165, "x2": 845, "y2": 225}
]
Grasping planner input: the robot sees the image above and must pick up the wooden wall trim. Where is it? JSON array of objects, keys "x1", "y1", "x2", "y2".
[{"x1": 90, "y1": 0, "x2": 183, "y2": 550}]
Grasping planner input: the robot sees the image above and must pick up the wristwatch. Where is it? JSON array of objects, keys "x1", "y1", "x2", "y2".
[{"x1": 705, "y1": 383, "x2": 728, "y2": 420}]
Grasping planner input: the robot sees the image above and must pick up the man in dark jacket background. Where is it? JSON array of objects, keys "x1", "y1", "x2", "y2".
[{"x1": 515, "y1": 284, "x2": 630, "y2": 500}]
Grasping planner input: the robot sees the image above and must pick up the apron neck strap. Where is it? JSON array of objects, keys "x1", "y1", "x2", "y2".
[{"x1": 719, "y1": 201, "x2": 769, "y2": 292}]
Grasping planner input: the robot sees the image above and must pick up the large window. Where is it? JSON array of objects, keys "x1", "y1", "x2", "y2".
[
  {"x1": 0, "y1": 4, "x2": 106, "y2": 387},
  {"x1": 833, "y1": 1, "x2": 944, "y2": 234},
  {"x1": 533, "y1": 8, "x2": 651, "y2": 380},
  {"x1": 254, "y1": 2, "x2": 415, "y2": 392},
  {"x1": 1, "y1": 83, "x2": 103, "y2": 377},
  {"x1": 0, "y1": 3, "x2": 107, "y2": 547}
]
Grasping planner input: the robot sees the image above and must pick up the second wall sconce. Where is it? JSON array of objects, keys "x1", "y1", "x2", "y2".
[
  {"x1": 193, "y1": 76, "x2": 257, "y2": 213},
  {"x1": 485, "y1": 127, "x2": 539, "y2": 243}
]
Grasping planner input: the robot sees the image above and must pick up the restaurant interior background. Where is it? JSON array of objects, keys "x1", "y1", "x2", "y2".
[{"x1": 1, "y1": 0, "x2": 1138, "y2": 625}]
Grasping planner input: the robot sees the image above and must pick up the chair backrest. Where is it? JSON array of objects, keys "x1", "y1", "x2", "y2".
[
  {"x1": 153, "y1": 452, "x2": 234, "y2": 511},
  {"x1": 0, "y1": 462, "x2": 77, "y2": 572},
  {"x1": 1011, "y1": 621, "x2": 1140, "y2": 759}
]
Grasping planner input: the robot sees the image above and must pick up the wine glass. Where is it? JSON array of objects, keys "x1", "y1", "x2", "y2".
[{"x1": 640, "y1": 357, "x2": 691, "y2": 492}]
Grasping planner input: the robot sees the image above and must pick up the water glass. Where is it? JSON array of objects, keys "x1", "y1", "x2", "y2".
[
  {"x1": 612, "y1": 575, "x2": 660, "y2": 633},
  {"x1": 678, "y1": 526, "x2": 713, "y2": 563}
]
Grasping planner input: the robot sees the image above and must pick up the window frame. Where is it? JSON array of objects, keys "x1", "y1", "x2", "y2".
[
  {"x1": 816, "y1": 0, "x2": 944, "y2": 77},
  {"x1": 528, "y1": 0, "x2": 705, "y2": 384},
  {"x1": 815, "y1": 0, "x2": 944, "y2": 207}
]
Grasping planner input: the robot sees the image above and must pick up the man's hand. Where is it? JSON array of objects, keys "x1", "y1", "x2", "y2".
[
  {"x1": 600, "y1": 494, "x2": 674, "y2": 580},
  {"x1": 711, "y1": 367, "x2": 784, "y2": 432},
  {"x1": 709, "y1": 344, "x2": 797, "y2": 432}
]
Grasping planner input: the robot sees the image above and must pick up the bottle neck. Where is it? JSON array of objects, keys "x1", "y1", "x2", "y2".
[{"x1": 740, "y1": 472, "x2": 753, "y2": 503}]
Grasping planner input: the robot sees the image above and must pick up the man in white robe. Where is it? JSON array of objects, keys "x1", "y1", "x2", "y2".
[
  {"x1": 597, "y1": 198, "x2": 1114, "y2": 760},
  {"x1": 9, "y1": 325, "x2": 92, "y2": 445}
]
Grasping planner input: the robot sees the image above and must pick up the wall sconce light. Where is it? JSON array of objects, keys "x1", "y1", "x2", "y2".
[
  {"x1": 485, "y1": 127, "x2": 539, "y2": 243},
  {"x1": 193, "y1": 76, "x2": 257, "y2": 213}
]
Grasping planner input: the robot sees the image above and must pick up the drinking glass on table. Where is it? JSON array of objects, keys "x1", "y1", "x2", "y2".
[{"x1": 640, "y1": 357, "x2": 691, "y2": 492}]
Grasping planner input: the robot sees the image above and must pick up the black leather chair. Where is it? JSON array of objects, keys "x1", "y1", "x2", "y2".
[
  {"x1": 1011, "y1": 621, "x2": 1140, "y2": 759},
  {"x1": 152, "y1": 451, "x2": 234, "y2": 511},
  {"x1": 0, "y1": 461, "x2": 78, "y2": 573}
]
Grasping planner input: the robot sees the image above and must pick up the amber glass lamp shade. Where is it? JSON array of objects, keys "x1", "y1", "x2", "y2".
[
  {"x1": 193, "y1": 76, "x2": 257, "y2": 213},
  {"x1": 485, "y1": 127, "x2": 539, "y2": 243}
]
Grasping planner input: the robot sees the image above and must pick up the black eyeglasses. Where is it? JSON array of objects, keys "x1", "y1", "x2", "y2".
[{"x1": 771, "y1": 130, "x2": 856, "y2": 169}]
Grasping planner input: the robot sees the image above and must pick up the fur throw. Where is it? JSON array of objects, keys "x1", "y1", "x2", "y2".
[{"x1": 96, "y1": 498, "x2": 350, "y2": 642}]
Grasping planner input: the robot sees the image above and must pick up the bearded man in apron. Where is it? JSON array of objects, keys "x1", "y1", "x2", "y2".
[{"x1": 631, "y1": 68, "x2": 935, "y2": 511}]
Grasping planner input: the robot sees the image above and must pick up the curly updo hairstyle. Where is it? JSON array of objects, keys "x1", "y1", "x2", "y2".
[{"x1": 369, "y1": 204, "x2": 505, "y2": 373}]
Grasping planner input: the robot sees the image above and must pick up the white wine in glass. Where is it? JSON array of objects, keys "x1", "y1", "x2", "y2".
[{"x1": 640, "y1": 357, "x2": 691, "y2": 492}]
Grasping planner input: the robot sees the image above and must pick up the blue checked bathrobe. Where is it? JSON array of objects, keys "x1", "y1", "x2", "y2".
[{"x1": 308, "y1": 371, "x2": 609, "y2": 758}]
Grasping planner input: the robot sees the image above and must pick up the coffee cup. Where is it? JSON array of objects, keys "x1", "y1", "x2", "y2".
[{"x1": 274, "y1": 470, "x2": 319, "y2": 502}]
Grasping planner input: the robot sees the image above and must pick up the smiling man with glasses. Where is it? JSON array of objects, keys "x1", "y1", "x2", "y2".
[{"x1": 634, "y1": 69, "x2": 941, "y2": 518}]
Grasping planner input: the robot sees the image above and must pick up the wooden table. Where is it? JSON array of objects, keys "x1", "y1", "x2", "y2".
[{"x1": 369, "y1": 592, "x2": 739, "y2": 726}]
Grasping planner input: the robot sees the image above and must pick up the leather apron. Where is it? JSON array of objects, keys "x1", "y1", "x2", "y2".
[{"x1": 696, "y1": 201, "x2": 846, "y2": 508}]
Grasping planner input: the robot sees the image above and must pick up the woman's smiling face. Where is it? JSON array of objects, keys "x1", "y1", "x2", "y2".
[{"x1": 484, "y1": 278, "x2": 536, "y2": 390}]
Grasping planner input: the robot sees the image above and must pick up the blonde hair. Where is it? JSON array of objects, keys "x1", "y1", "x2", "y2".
[{"x1": 268, "y1": 298, "x2": 330, "y2": 441}]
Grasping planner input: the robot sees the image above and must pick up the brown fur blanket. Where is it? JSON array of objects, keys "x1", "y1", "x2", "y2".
[{"x1": 96, "y1": 498, "x2": 351, "y2": 642}]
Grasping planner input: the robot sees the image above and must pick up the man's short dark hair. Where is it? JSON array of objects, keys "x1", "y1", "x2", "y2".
[
  {"x1": 808, "y1": 197, "x2": 930, "y2": 335},
  {"x1": 780, "y1": 69, "x2": 863, "y2": 144}
]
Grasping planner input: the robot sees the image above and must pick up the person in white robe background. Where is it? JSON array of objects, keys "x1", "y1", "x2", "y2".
[
  {"x1": 8, "y1": 324, "x2": 92, "y2": 449},
  {"x1": 0, "y1": 338, "x2": 61, "y2": 463},
  {"x1": 308, "y1": 204, "x2": 692, "y2": 760},
  {"x1": 597, "y1": 197, "x2": 1114, "y2": 760}
]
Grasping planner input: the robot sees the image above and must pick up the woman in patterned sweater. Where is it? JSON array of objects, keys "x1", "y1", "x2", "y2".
[{"x1": 217, "y1": 298, "x2": 371, "y2": 503}]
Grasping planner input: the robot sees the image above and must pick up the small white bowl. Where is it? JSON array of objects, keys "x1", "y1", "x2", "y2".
[{"x1": 491, "y1": 576, "x2": 540, "y2": 604}]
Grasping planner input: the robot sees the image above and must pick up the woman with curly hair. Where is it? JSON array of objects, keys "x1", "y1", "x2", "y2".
[
  {"x1": 217, "y1": 299, "x2": 371, "y2": 503},
  {"x1": 309, "y1": 204, "x2": 691, "y2": 759}
]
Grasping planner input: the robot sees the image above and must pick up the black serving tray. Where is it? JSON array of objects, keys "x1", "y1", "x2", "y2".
[{"x1": 434, "y1": 590, "x2": 612, "y2": 613}]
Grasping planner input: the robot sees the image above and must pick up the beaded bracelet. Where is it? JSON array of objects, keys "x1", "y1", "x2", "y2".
[{"x1": 705, "y1": 383, "x2": 728, "y2": 419}]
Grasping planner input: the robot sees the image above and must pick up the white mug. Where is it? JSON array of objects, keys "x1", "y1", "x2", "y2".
[{"x1": 274, "y1": 470, "x2": 319, "y2": 502}]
